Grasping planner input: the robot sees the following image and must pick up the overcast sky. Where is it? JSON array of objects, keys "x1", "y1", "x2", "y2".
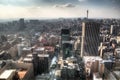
[{"x1": 0, "y1": 0, "x2": 120, "y2": 19}]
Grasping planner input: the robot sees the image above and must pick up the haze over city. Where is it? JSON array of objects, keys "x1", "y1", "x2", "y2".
[
  {"x1": 0, "y1": 0, "x2": 120, "y2": 80},
  {"x1": 0, "y1": 0, "x2": 120, "y2": 19}
]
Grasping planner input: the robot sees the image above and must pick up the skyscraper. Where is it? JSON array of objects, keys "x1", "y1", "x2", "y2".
[
  {"x1": 111, "y1": 25, "x2": 120, "y2": 36},
  {"x1": 19, "y1": 18, "x2": 26, "y2": 30},
  {"x1": 81, "y1": 21, "x2": 100, "y2": 56},
  {"x1": 61, "y1": 29, "x2": 72, "y2": 59}
]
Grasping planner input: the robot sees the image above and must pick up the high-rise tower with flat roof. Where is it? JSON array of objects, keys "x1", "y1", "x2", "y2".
[
  {"x1": 81, "y1": 21, "x2": 100, "y2": 56},
  {"x1": 19, "y1": 18, "x2": 26, "y2": 30}
]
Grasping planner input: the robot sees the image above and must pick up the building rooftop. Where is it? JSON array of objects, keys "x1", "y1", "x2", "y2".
[
  {"x1": 18, "y1": 71, "x2": 27, "y2": 79},
  {"x1": 83, "y1": 56, "x2": 102, "y2": 63},
  {"x1": 0, "y1": 69, "x2": 15, "y2": 79}
]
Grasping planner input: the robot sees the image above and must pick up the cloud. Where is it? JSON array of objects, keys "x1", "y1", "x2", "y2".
[
  {"x1": 0, "y1": 0, "x2": 32, "y2": 6},
  {"x1": 78, "y1": 0, "x2": 87, "y2": 2},
  {"x1": 0, "y1": 5, "x2": 119, "y2": 19},
  {"x1": 0, "y1": 0, "x2": 80, "y2": 7},
  {"x1": 0, "y1": 0, "x2": 119, "y2": 9},
  {"x1": 53, "y1": 3, "x2": 76, "y2": 8},
  {"x1": 0, "y1": 5, "x2": 79, "y2": 19},
  {"x1": 0, "y1": 0, "x2": 119, "y2": 19},
  {"x1": 64, "y1": 3, "x2": 76, "y2": 7}
]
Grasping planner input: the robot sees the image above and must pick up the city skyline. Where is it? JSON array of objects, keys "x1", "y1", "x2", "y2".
[{"x1": 0, "y1": 0, "x2": 120, "y2": 19}]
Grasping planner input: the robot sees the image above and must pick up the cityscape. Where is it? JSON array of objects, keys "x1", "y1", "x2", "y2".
[{"x1": 0, "y1": 0, "x2": 120, "y2": 80}]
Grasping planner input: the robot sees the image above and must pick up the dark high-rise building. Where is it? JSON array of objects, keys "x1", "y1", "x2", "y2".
[
  {"x1": 81, "y1": 21, "x2": 100, "y2": 56},
  {"x1": 32, "y1": 52, "x2": 39, "y2": 76},
  {"x1": 19, "y1": 18, "x2": 26, "y2": 30},
  {"x1": 61, "y1": 29, "x2": 73, "y2": 59},
  {"x1": 61, "y1": 29, "x2": 70, "y2": 41},
  {"x1": 32, "y1": 52, "x2": 49, "y2": 75}
]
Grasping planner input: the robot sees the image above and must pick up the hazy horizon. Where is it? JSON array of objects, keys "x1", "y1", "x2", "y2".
[{"x1": 0, "y1": 0, "x2": 120, "y2": 19}]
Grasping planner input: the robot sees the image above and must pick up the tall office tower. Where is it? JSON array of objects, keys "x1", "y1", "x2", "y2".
[
  {"x1": 32, "y1": 52, "x2": 39, "y2": 76},
  {"x1": 61, "y1": 29, "x2": 70, "y2": 41},
  {"x1": 19, "y1": 18, "x2": 26, "y2": 30},
  {"x1": 87, "y1": 10, "x2": 89, "y2": 19},
  {"x1": 111, "y1": 25, "x2": 120, "y2": 36},
  {"x1": 61, "y1": 29, "x2": 73, "y2": 59},
  {"x1": 81, "y1": 21, "x2": 100, "y2": 56},
  {"x1": 110, "y1": 25, "x2": 113, "y2": 35},
  {"x1": 32, "y1": 52, "x2": 49, "y2": 75}
]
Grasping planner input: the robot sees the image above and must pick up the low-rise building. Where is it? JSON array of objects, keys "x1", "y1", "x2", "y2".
[{"x1": 0, "y1": 62, "x2": 34, "y2": 80}]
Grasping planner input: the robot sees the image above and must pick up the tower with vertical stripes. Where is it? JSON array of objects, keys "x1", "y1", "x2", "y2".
[{"x1": 81, "y1": 21, "x2": 100, "y2": 56}]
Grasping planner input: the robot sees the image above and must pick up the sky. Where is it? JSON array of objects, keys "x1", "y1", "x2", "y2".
[{"x1": 0, "y1": 0, "x2": 120, "y2": 19}]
